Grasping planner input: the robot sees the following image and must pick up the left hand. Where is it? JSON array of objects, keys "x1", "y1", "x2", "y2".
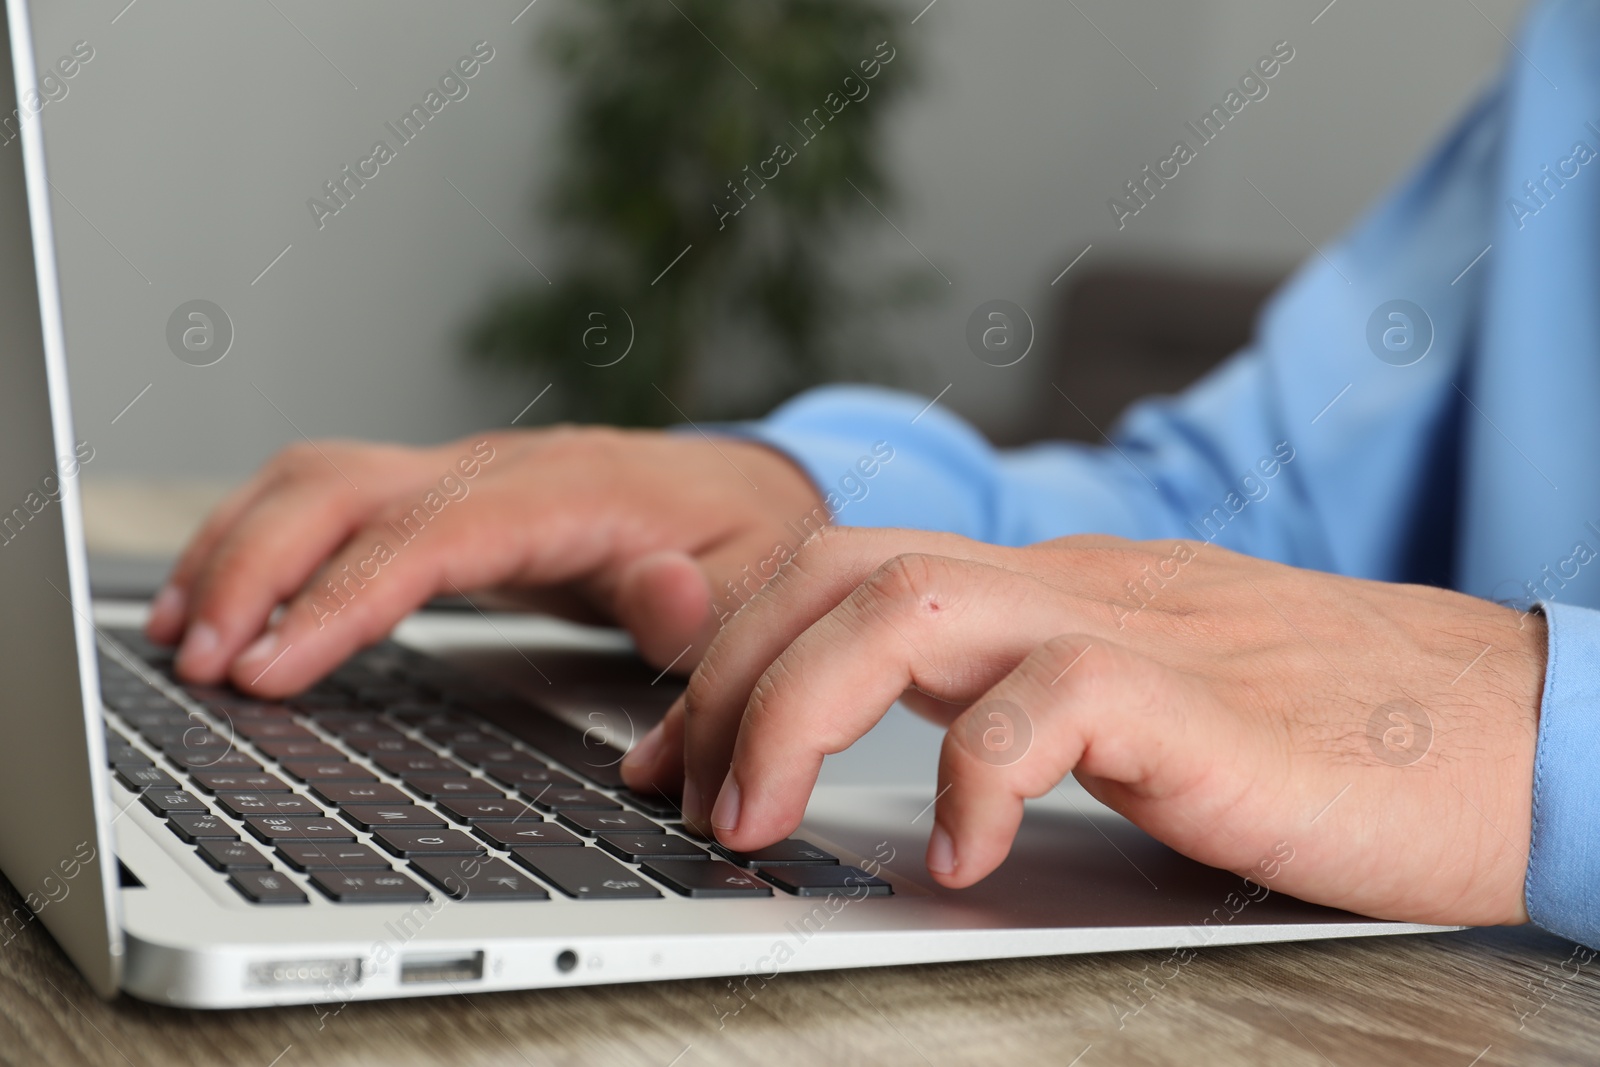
[{"x1": 620, "y1": 527, "x2": 1545, "y2": 928}]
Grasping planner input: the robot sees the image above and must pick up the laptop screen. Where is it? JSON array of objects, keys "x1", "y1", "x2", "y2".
[{"x1": 0, "y1": 0, "x2": 122, "y2": 998}]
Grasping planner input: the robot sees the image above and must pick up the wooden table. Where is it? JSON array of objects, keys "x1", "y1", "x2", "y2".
[{"x1": 32, "y1": 487, "x2": 1598, "y2": 1065}]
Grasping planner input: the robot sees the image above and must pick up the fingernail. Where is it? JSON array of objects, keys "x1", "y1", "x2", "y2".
[
  {"x1": 621, "y1": 722, "x2": 665, "y2": 776},
  {"x1": 236, "y1": 631, "x2": 278, "y2": 670},
  {"x1": 177, "y1": 621, "x2": 219, "y2": 671},
  {"x1": 681, "y1": 775, "x2": 703, "y2": 826},
  {"x1": 148, "y1": 585, "x2": 185, "y2": 633},
  {"x1": 927, "y1": 823, "x2": 956, "y2": 876},
  {"x1": 711, "y1": 773, "x2": 741, "y2": 832}
]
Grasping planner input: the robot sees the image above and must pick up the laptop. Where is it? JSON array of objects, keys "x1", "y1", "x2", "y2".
[{"x1": 0, "y1": 0, "x2": 1446, "y2": 1009}]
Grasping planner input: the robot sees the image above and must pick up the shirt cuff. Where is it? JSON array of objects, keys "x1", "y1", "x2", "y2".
[{"x1": 1526, "y1": 601, "x2": 1600, "y2": 948}]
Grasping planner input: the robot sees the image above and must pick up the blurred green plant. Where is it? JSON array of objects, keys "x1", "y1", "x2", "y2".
[{"x1": 468, "y1": 0, "x2": 917, "y2": 426}]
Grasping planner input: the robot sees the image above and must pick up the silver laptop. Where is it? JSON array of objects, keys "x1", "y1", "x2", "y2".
[{"x1": 0, "y1": 0, "x2": 1443, "y2": 1009}]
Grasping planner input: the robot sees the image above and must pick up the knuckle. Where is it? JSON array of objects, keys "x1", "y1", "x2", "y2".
[{"x1": 859, "y1": 552, "x2": 952, "y2": 616}]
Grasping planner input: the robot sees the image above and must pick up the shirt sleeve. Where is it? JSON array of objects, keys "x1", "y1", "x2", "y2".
[
  {"x1": 1526, "y1": 602, "x2": 1600, "y2": 948},
  {"x1": 734, "y1": 82, "x2": 1510, "y2": 585}
]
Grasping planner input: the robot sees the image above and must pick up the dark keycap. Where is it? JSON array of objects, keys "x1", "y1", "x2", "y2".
[
  {"x1": 212, "y1": 700, "x2": 296, "y2": 718},
  {"x1": 371, "y1": 828, "x2": 486, "y2": 858},
  {"x1": 474, "y1": 822, "x2": 582, "y2": 849},
  {"x1": 169, "y1": 750, "x2": 260, "y2": 771},
  {"x1": 595, "y1": 833, "x2": 708, "y2": 863},
  {"x1": 437, "y1": 798, "x2": 538, "y2": 823},
  {"x1": 343, "y1": 735, "x2": 430, "y2": 757},
  {"x1": 231, "y1": 720, "x2": 317, "y2": 742},
  {"x1": 526, "y1": 788, "x2": 621, "y2": 813},
  {"x1": 280, "y1": 759, "x2": 375, "y2": 783},
  {"x1": 374, "y1": 754, "x2": 461, "y2": 776},
  {"x1": 190, "y1": 770, "x2": 293, "y2": 794},
  {"x1": 137, "y1": 723, "x2": 205, "y2": 745},
  {"x1": 451, "y1": 744, "x2": 542, "y2": 769},
  {"x1": 114, "y1": 765, "x2": 180, "y2": 792},
  {"x1": 382, "y1": 702, "x2": 456, "y2": 722},
  {"x1": 106, "y1": 744, "x2": 149, "y2": 766},
  {"x1": 141, "y1": 789, "x2": 208, "y2": 816},
  {"x1": 486, "y1": 764, "x2": 580, "y2": 791},
  {"x1": 411, "y1": 856, "x2": 550, "y2": 901},
  {"x1": 277, "y1": 842, "x2": 392, "y2": 872},
  {"x1": 617, "y1": 789, "x2": 683, "y2": 820},
  {"x1": 341, "y1": 805, "x2": 446, "y2": 831},
  {"x1": 401, "y1": 775, "x2": 502, "y2": 800},
  {"x1": 758, "y1": 865, "x2": 892, "y2": 897},
  {"x1": 229, "y1": 869, "x2": 309, "y2": 904},
  {"x1": 558, "y1": 809, "x2": 662, "y2": 836},
  {"x1": 256, "y1": 739, "x2": 342, "y2": 760},
  {"x1": 322, "y1": 719, "x2": 401, "y2": 739},
  {"x1": 421, "y1": 727, "x2": 501, "y2": 749},
  {"x1": 509, "y1": 847, "x2": 661, "y2": 899},
  {"x1": 714, "y1": 839, "x2": 839, "y2": 868},
  {"x1": 196, "y1": 838, "x2": 272, "y2": 871},
  {"x1": 167, "y1": 812, "x2": 236, "y2": 842},
  {"x1": 308, "y1": 869, "x2": 430, "y2": 903},
  {"x1": 642, "y1": 860, "x2": 774, "y2": 898},
  {"x1": 311, "y1": 782, "x2": 411, "y2": 806},
  {"x1": 215, "y1": 793, "x2": 322, "y2": 818},
  {"x1": 354, "y1": 683, "x2": 414, "y2": 705},
  {"x1": 244, "y1": 816, "x2": 356, "y2": 843}
]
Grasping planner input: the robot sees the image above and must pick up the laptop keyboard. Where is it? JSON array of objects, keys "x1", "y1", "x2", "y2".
[{"x1": 96, "y1": 629, "x2": 891, "y2": 906}]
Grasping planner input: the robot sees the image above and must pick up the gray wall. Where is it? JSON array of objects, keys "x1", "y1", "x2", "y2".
[{"x1": 28, "y1": 0, "x2": 1526, "y2": 481}]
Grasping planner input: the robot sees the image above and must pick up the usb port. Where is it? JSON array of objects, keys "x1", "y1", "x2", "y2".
[{"x1": 399, "y1": 951, "x2": 484, "y2": 984}]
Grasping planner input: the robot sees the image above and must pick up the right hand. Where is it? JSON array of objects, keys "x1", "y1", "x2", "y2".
[{"x1": 145, "y1": 427, "x2": 826, "y2": 698}]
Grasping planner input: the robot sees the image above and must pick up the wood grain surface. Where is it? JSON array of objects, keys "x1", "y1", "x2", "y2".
[{"x1": 1, "y1": 861, "x2": 1597, "y2": 1067}]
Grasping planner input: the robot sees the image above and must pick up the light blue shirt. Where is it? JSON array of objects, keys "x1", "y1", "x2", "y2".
[{"x1": 739, "y1": 0, "x2": 1600, "y2": 947}]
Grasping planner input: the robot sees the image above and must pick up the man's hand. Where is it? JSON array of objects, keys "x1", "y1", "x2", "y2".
[
  {"x1": 621, "y1": 528, "x2": 1544, "y2": 928},
  {"x1": 147, "y1": 428, "x2": 825, "y2": 696}
]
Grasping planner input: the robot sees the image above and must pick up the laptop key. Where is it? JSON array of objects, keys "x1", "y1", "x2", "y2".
[
  {"x1": 375, "y1": 754, "x2": 462, "y2": 776},
  {"x1": 474, "y1": 822, "x2": 581, "y2": 848},
  {"x1": 616, "y1": 789, "x2": 683, "y2": 820},
  {"x1": 341, "y1": 805, "x2": 446, "y2": 831},
  {"x1": 411, "y1": 856, "x2": 550, "y2": 901},
  {"x1": 595, "y1": 833, "x2": 708, "y2": 863},
  {"x1": 229, "y1": 869, "x2": 309, "y2": 904},
  {"x1": 371, "y1": 828, "x2": 486, "y2": 858},
  {"x1": 437, "y1": 798, "x2": 538, "y2": 823},
  {"x1": 401, "y1": 775, "x2": 503, "y2": 800},
  {"x1": 758, "y1": 865, "x2": 892, "y2": 897},
  {"x1": 344, "y1": 734, "x2": 430, "y2": 757},
  {"x1": 170, "y1": 750, "x2": 260, "y2": 771},
  {"x1": 141, "y1": 789, "x2": 208, "y2": 816},
  {"x1": 190, "y1": 770, "x2": 293, "y2": 794},
  {"x1": 642, "y1": 860, "x2": 774, "y2": 899},
  {"x1": 231, "y1": 720, "x2": 317, "y2": 742},
  {"x1": 558, "y1": 810, "x2": 663, "y2": 836},
  {"x1": 509, "y1": 846, "x2": 660, "y2": 899},
  {"x1": 451, "y1": 745, "x2": 542, "y2": 770},
  {"x1": 714, "y1": 839, "x2": 839, "y2": 868},
  {"x1": 114, "y1": 765, "x2": 180, "y2": 792},
  {"x1": 244, "y1": 816, "x2": 356, "y2": 843},
  {"x1": 526, "y1": 788, "x2": 621, "y2": 813},
  {"x1": 196, "y1": 838, "x2": 272, "y2": 871},
  {"x1": 106, "y1": 744, "x2": 150, "y2": 766},
  {"x1": 486, "y1": 765, "x2": 580, "y2": 791},
  {"x1": 311, "y1": 782, "x2": 410, "y2": 806},
  {"x1": 257, "y1": 739, "x2": 342, "y2": 760},
  {"x1": 277, "y1": 842, "x2": 392, "y2": 872},
  {"x1": 308, "y1": 869, "x2": 430, "y2": 904},
  {"x1": 167, "y1": 812, "x2": 237, "y2": 842},
  {"x1": 280, "y1": 759, "x2": 376, "y2": 783},
  {"x1": 215, "y1": 793, "x2": 322, "y2": 818}
]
